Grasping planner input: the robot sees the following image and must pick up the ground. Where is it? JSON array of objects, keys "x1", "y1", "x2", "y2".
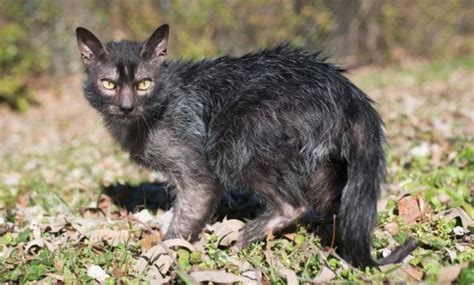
[{"x1": 0, "y1": 57, "x2": 473, "y2": 283}]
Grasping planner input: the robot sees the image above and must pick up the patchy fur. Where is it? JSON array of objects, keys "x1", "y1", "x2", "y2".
[{"x1": 76, "y1": 24, "x2": 402, "y2": 267}]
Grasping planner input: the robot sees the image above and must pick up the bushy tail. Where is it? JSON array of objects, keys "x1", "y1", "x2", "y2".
[
  {"x1": 337, "y1": 102, "x2": 386, "y2": 266},
  {"x1": 338, "y1": 113, "x2": 417, "y2": 267}
]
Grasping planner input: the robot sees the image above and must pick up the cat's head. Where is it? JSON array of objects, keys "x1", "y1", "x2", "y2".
[{"x1": 76, "y1": 24, "x2": 169, "y2": 121}]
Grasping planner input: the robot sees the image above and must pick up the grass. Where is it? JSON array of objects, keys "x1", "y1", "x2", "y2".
[{"x1": 0, "y1": 57, "x2": 473, "y2": 283}]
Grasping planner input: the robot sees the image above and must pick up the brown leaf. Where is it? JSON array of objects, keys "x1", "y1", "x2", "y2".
[
  {"x1": 398, "y1": 195, "x2": 423, "y2": 224},
  {"x1": 135, "y1": 244, "x2": 169, "y2": 273},
  {"x1": 45, "y1": 273, "x2": 65, "y2": 282},
  {"x1": 97, "y1": 194, "x2": 114, "y2": 211},
  {"x1": 134, "y1": 244, "x2": 174, "y2": 279},
  {"x1": 190, "y1": 270, "x2": 251, "y2": 284},
  {"x1": 283, "y1": 233, "x2": 297, "y2": 241},
  {"x1": 312, "y1": 266, "x2": 336, "y2": 283},
  {"x1": 277, "y1": 267, "x2": 299, "y2": 285},
  {"x1": 89, "y1": 228, "x2": 129, "y2": 246},
  {"x1": 25, "y1": 238, "x2": 44, "y2": 253},
  {"x1": 400, "y1": 264, "x2": 423, "y2": 281},
  {"x1": 212, "y1": 219, "x2": 245, "y2": 247},
  {"x1": 81, "y1": 208, "x2": 106, "y2": 219},
  {"x1": 54, "y1": 259, "x2": 64, "y2": 272},
  {"x1": 16, "y1": 195, "x2": 29, "y2": 208},
  {"x1": 441, "y1": 207, "x2": 473, "y2": 230},
  {"x1": 438, "y1": 263, "x2": 468, "y2": 283},
  {"x1": 140, "y1": 234, "x2": 161, "y2": 251},
  {"x1": 385, "y1": 222, "x2": 399, "y2": 236},
  {"x1": 162, "y1": 238, "x2": 195, "y2": 251}
]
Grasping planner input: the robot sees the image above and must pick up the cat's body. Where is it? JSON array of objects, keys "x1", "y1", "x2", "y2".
[{"x1": 77, "y1": 24, "x2": 416, "y2": 268}]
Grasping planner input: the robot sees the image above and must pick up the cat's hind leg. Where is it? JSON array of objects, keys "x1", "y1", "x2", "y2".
[{"x1": 232, "y1": 177, "x2": 307, "y2": 250}]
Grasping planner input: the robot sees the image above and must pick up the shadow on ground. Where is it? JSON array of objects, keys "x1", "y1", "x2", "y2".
[{"x1": 102, "y1": 182, "x2": 265, "y2": 221}]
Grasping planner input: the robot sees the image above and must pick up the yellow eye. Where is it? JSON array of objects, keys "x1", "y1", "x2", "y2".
[
  {"x1": 137, "y1": 79, "x2": 151, "y2": 91},
  {"x1": 101, "y1": 79, "x2": 116, "y2": 90}
]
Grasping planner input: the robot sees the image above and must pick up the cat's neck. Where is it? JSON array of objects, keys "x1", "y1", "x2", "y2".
[{"x1": 103, "y1": 117, "x2": 149, "y2": 152}]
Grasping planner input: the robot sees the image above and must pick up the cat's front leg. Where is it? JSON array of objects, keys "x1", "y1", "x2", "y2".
[
  {"x1": 164, "y1": 173, "x2": 219, "y2": 240},
  {"x1": 152, "y1": 140, "x2": 220, "y2": 240}
]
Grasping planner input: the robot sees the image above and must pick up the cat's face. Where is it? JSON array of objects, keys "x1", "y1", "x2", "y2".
[{"x1": 76, "y1": 24, "x2": 169, "y2": 122}]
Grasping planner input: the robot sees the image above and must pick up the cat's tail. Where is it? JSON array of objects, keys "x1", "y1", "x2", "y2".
[{"x1": 338, "y1": 101, "x2": 416, "y2": 267}]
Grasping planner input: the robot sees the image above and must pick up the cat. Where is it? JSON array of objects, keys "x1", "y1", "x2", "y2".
[{"x1": 76, "y1": 24, "x2": 416, "y2": 267}]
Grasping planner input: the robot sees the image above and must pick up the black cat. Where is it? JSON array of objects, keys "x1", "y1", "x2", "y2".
[{"x1": 76, "y1": 24, "x2": 415, "y2": 267}]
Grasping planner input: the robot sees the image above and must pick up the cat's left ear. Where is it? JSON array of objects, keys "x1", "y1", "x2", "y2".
[
  {"x1": 76, "y1": 27, "x2": 107, "y2": 67},
  {"x1": 141, "y1": 24, "x2": 169, "y2": 63}
]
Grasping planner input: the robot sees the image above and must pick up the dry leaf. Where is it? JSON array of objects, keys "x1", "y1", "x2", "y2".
[
  {"x1": 135, "y1": 242, "x2": 175, "y2": 278},
  {"x1": 312, "y1": 266, "x2": 336, "y2": 283},
  {"x1": 398, "y1": 195, "x2": 423, "y2": 224},
  {"x1": 277, "y1": 267, "x2": 298, "y2": 285},
  {"x1": 163, "y1": 239, "x2": 195, "y2": 251},
  {"x1": 45, "y1": 273, "x2": 65, "y2": 282},
  {"x1": 385, "y1": 222, "x2": 399, "y2": 236},
  {"x1": 212, "y1": 219, "x2": 245, "y2": 247},
  {"x1": 25, "y1": 238, "x2": 44, "y2": 253},
  {"x1": 87, "y1": 265, "x2": 110, "y2": 283},
  {"x1": 140, "y1": 234, "x2": 161, "y2": 251},
  {"x1": 400, "y1": 264, "x2": 423, "y2": 281},
  {"x1": 442, "y1": 207, "x2": 473, "y2": 230},
  {"x1": 190, "y1": 270, "x2": 249, "y2": 284},
  {"x1": 438, "y1": 263, "x2": 468, "y2": 283},
  {"x1": 81, "y1": 208, "x2": 105, "y2": 219},
  {"x1": 134, "y1": 209, "x2": 154, "y2": 224},
  {"x1": 89, "y1": 228, "x2": 130, "y2": 246}
]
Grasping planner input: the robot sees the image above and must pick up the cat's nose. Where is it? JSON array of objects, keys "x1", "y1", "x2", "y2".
[{"x1": 120, "y1": 105, "x2": 134, "y2": 114}]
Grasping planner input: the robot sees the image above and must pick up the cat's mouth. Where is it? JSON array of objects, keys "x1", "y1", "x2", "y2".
[{"x1": 106, "y1": 110, "x2": 138, "y2": 122}]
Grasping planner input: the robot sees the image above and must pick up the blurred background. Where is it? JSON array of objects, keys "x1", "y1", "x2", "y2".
[{"x1": 0, "y1": 0, "x2": 472, "y2": 110}]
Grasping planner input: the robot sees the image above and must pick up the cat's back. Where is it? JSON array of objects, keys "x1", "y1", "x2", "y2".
[{"x1": 168, "y1": 44, "x2": 344, "y2": 87}]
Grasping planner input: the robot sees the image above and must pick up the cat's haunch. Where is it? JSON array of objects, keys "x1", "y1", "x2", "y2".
[{"x1": 76, "y1": 24, "x2": 416, "y2": 268}]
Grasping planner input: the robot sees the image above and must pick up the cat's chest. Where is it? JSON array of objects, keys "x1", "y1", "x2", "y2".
[{"x1": 125, "y1": 124, "x2": 187, "y2": 172}]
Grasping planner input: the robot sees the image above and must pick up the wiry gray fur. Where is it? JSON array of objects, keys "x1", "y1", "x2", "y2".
[{"x1": 76, "y1": 24, "x2": 416, "y2": 268}]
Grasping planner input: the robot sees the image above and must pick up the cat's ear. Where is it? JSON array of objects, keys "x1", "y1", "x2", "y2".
[
  {"x1": 76, "y1": 27, "x2": 107, "y2": 67},
  {"x1": 141, "y1": 24, "x2": 169, "y2": 62}
]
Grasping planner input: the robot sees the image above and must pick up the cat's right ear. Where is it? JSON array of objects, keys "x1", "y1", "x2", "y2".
[{"x1": 76, "y1": 27, "x2": 107, "y2": 67}]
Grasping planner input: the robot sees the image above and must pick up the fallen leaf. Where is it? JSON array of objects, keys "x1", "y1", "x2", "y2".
[
  {"x1": 312, "y1": 266, "x2": 336, "y2": 283},
  {"x1": 400, "y1": 264, "x2": 423, "y2": 281},
  {"x1": 140, "y1": 234, "x2": 161, "y2": 251},
  {"x1": 212, "y1": 219, "x2": 245, "y2": 247},
  {"x1": 134, "y1": 209, "x2": 154, "y2": 224},
  {"x1": 436, "y1": 194, "x2": 452, "y2": 205},
  {"x1": 135, "y1": 244, "x2": 169, "y2": 273},
  {"x1": 16, "y1": 195, "x2": 29, "y2": 208},
  {"x1": 398, "y1": 195, "x2": 423, "y2": 224},
  {"x1": 277, "y1": 267, "x2": 299, "y2": 285},
  {"x1": 25, "y1": 238, "x2": 44, "y2": 253},
  {"x1": 410, "y1": 142, "x2": 430, "y2": 157},
  {"x1": 45, "y1": 273, "x2": 65, "y2": 282},
  {"x1": 89, "y1": 228, "x2": 129, "y2": 246},
  {"x1": 97, "y1": 194, "x2": 114, "y2": 211},
  {"x1": 442, "y1": 207, "x2": 473, "y2": 230},
  {"x1": 163, "y1": 239, "x2": 195, "y2": 251},
  {"x1": 81, "y1": 208, "x2": 105, "y2": 219},
  {"x1": 438, "y1": 263, "x2": 468, "y2": 283},
  {"x1": 190, "y1": 270, "x2": 249, "y2": 283},
  {"x1": 87, "y1": 265, "x2": 110, "y2": 283},
  {"x1": 385, "y1": 222, "x2": 399, "y2": 236}
]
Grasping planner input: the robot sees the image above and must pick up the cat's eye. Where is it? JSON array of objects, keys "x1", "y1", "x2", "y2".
[
  {"x1": 137, "y1": 79, "x2": 152, "y2": 91},
  {"x1": 101, "y1": 79, "x2": 116, "y2": 90}
]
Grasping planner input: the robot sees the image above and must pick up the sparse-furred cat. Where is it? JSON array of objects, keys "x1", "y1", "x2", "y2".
[{"x1": 76, "y1": 24, "x2": 416, "y2": 268}]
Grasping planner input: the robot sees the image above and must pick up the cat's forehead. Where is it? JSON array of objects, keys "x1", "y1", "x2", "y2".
[
  {"x1": 101, "y1": 40, "x2": 155, "y2": 80},
  {"x1": 105, "y1": 40, "x2": 142, "y2": 63}
]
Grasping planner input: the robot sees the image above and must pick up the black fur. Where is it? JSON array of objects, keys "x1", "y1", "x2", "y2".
[{"x1": 76, "y1": 24, "x2": 404, "y2": 268}]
